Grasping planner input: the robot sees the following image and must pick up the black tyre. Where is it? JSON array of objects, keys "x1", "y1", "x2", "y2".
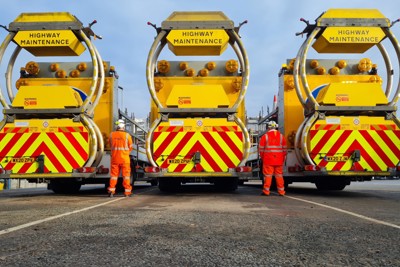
[
  {"x1": 315, "y1": 178, "x2": 348, "y2": 191},
  {"x1": 158, "y1": 178, "x2": 181, "y2": 192},
  {"x1": 50, "y1": 179, "x2": 81, "y2": 194},
  {"x1": 214, "y1": 177, "x2": 238, "y2": 192}
]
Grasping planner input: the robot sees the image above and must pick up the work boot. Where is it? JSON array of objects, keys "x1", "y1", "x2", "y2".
[{"x1": 108, "y1": 193, "x2": 114, "y2": 198}]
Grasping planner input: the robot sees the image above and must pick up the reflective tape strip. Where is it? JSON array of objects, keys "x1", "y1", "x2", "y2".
[
  {"x1": 110, "y1": 177, "x2": 118, "y2": 181},
  {"x1": 310, "y1": 126, "x2": 400, "y2": 171},
  {"x1": 110, "y1": 132, "x2": 130, "y2": 151},
  {"x1": 0, "y1": 128, "x2": 89, "y2": 174},
  {"x1": 261, "y1": 132, "x2": 286, "y2": 153},
  {"x1": 111, "y1": 147, "x2": 130, "y2": 151},
  {"x1": 153, "y1": 124, "x2": 244, "y2": 173},
  {"x1": 125, "y1": 133, "x2": 129, "y2": 150}
]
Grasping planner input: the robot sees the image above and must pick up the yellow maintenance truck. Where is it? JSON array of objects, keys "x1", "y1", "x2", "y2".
[
  {"x1": 256, "y1": 9, "x2": 400, "y2": 190},
  {"x1": 144, "y1": 12, "x2": 252, "y2": 191},
  {"x1": 0, "y1": 12, "x2": 151, "y2": 193}
]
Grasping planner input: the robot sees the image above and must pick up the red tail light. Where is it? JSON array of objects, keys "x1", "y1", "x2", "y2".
[
  {"x1": 288, "y1": 165, "x2": 302, "y2": 172},
  {"x1": 304, "y1": 165, "x2": 320, "y2": 171},
  {"x1": 96, "y1": 166, "x2": 109, "y2": 174},
  {"x1": 235, "y1": 166, "x2": 252, "y2": 172},
  {"x1": 76, "y1": 167, "x2": 96, "y2": 173},
  {"x1": 145, "y1": 166, "x2": 161, "y2": 173}
]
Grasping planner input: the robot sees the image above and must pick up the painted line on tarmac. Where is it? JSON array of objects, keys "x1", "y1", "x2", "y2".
[
  {"x1": 285, "y1": 195, "x2": 400, "y2": 230},
  {"x1": 0, "y1": 197, "x2": 125, "y2": 236},
  {"x1": 0, "y1": 187, "x2": 159, "y2": 236}
]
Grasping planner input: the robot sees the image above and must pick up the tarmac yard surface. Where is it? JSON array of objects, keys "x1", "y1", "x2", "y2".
[{"x1": 0, "y1": 180, "x2": 399, "y2": 266}]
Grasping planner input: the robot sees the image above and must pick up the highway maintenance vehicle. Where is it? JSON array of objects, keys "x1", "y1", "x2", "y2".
[
  {"x1": 144, "y1": 11, "x2": 252, "y2": 191},
  {"x1": 0, "y1": 12, "x2": 153, "y2": 193},
  {"x1": 255, "y1": 9, "x2": 400, "y2": 190}
]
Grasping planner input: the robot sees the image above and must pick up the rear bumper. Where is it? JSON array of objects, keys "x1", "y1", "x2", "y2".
[
  {"x1": 145, "y1": 169, "x2": 252, "y2": 180},
  {"x1": 0, "y1": 172, "x2": 96, "y2": 179}
]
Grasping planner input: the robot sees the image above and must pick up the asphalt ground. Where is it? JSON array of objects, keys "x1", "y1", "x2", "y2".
[{"x1": 0, "y1": 180, "x2": 399, "y2": 267}]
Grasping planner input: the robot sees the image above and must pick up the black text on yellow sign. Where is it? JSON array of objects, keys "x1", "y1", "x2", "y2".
[
  {"x1": 167, "y1": 29, "x2": 229, "y2": 46},
  {"x1": 325, "y1": 156, "x2": 349, "y2": 162},
  {"x1": 324, "y1": 27, "x2": 385, "y2": 44},
  {"x1": 11, "y1": 157, "x2": 35, "y2": 163},
  {"x1": 14, "y1": 30, "x2": 77, "y2": 46},
  {"x1": 13, "y1": 30, "x2": 86, "y2": 56},
  {"x1": 168, "y1": 159, "x2": 191, "y2": 164}
]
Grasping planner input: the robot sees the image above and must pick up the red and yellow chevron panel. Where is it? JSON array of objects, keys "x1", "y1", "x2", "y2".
[
  {"x1": 309, "y1": 116, "x2": 400, "y2": 172},
  {"x1": 152, "y1": 118, "x2": 244, "y2": 173},
  {"x1": 0, "y1": 119, "x2": 89, "y2": 174}
]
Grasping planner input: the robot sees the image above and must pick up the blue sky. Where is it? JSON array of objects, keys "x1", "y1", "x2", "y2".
[{"x1": 1, "y1": 0, "x2": 400, "y2": 119}]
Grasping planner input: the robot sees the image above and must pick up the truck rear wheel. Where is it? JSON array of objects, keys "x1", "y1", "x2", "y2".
[
  {"x1": 49, "y1": 179, "x2": 81, "y2": 194},
  {"x1": 214, "y1": 177, "x2": 238, "y2": 192},
  {"x1": 158, "y1": 178, "x2": 181, "y2": 192},
  {"x1": 315, "y1": 178, "x2": 348, "y2": 191}
]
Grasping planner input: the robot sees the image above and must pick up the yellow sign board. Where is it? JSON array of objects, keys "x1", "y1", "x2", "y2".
[
  {"x1": 12, "y1": 85, "x2": 83, "y2": 109},
  {"x1": 166, "y1": 29, "x2": 229, "y2": 56},
  {"x1": 166, "y1": 84, "x2": 230, "y2": 108},
  {"x1": 13, "y1": 30, "x2": 85, "y2": 56},
  {"x1": 322, "y1": 27, "x2": 384, "y2": 44},
  {"x1": 313, "y1": 27, "x2": 385, "y2": 53}
]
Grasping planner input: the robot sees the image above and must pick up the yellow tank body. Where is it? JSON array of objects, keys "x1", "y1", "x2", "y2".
[
  {"x1": 146, "y1": 12, "x2": 251, "y2": 190},
  {"x1": 14, "y1": 62, "x2": 119, "y2": 143},
  {"x1": 0, "y1": 12, "x2": 121, "y2": 193},
  {"x1": 261, "y1": 9, "x2": 400, "y2": 190}
]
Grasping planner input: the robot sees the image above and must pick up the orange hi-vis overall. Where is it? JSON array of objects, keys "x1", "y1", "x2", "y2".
[
  {"x1": 259, "y1": 129, "x2": 287, "y2": 195},
  {"x1": 107, "y1": 130, "x2": 133, "y2": 196}
]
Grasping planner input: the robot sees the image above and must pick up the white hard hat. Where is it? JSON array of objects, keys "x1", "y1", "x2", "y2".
[
  {"x1": 268, "y1": 121, "x2": 278, "y2": 129},
  {"x1": 115, "y1": 119, "x2": 125, "y2": 129}
]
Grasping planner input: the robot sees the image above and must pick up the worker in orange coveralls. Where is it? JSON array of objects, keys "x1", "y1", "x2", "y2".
[
  {"x1": 107, "y1": 119, "x2": 133, "y2": 197},
  {"x1": 259, "y1": 121, "x2": 287, "y2": 196}
]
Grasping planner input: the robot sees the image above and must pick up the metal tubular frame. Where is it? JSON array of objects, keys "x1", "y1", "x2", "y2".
[
  {"x1": 87, "y1": 45, "x2": 105, "y2": 116},
  {"x1": 0, "y1": 33, "x2": 15, "y2": 109},
  {"x1": 235, "y1": 115, "x2": 250, "y2": 166},
  {"x1": 146, "y1": 117, "x2": 161, "y2": 167},
  {"x1": 376, "y1": 43, "x2": 393, "y2": 97},
  {"x1": 292, "y1": 21, "x2": 400, "y2": 167},
  {"x1": 146, "y1": 30, "x2": 167, "y2": 109},
  {"x1": 300, "y1": 114, "x2": 318, "y2": 166},
  {"x1": 231, "y1": 30, "x2": 250, "y2": 110},
  {"x1": 293, "y1": 27, "x2": 321, "y2": 109},
  {"x1": 79, "y1": 29, "x2": 99, "y2": 113},
  {"x1": 81, "y1": 115, "x2": 98, "y2": 167},
  {"x1": 146, "y1": 25, "x2": 251, "y2": 168},
  {"x1": 383, "y1": 27, "x2": 400, "y2": 106},
  {"x1": 294, "y1": 118, "x2": 307, "y2": 167},
  {"x1": 0, "y1": 26, "x2": 106, "y2": 168},
  {"x1": 6, "y1": 46, "x2": 22, "y2": 102}
]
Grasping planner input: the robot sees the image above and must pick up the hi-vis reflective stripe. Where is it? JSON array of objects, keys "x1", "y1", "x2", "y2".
[
  {"x1": 110, "y1": 132, "x2": 130, "y2": 151},
  {"x1": 0, "y1": 127, "x2": 89, "y2": 174},
  {"x1": 259, "y1": 133, "x2": 285, "y2": 153},
  {"x1": 153, "y1": 125, "x2": 243, "y2": 172},
  {"x1": 3, "y1": 127, "x2": 29, "y2": 133},
  {"x1": 309, "y1": 124, "x2": 400, "y2": 171}
]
